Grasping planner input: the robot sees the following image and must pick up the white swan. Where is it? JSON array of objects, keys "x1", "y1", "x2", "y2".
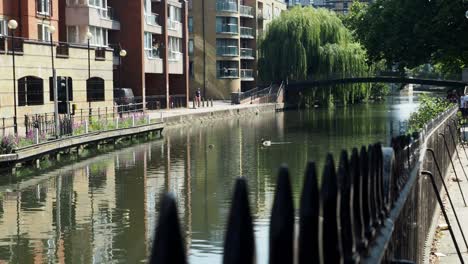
[{"x1": 261, "y1": 138, "x2": 271, "y2": 147}]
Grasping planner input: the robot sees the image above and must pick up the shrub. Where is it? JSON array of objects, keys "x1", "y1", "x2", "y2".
[{"x1": 408, "y1": 94, "x2": 454, "y2": 133}]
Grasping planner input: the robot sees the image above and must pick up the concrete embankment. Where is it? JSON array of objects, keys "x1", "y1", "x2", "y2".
[{"x1": 148, "y1": 102, "x2": 285, "y2": 127}]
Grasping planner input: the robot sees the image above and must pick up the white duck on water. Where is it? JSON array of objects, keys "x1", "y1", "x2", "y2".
[{"x1": 261, "y1": 138, "x2": 271, "y2": 147}]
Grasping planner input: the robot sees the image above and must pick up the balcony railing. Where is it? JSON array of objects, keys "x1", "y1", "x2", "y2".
[
  {"x1": 258, "y1": 9, "x2": 271, "y2": 20},
  {"x1": 217, "y1": 46, "x2": 239, "y2": 56},
  {"x1": 169, "y1": 51, "x2": 182, "y2": 61},
  {"x1": 241, "y1": 69, "x2": 254, "y2": 80},
  {"x1": 240, "y1": 5, "x2": 254, "y2": 17},
  {"x1": 167, "y1": 19, "x2": 181, "y2": 30},
  {"x1": 240, "y1": 27, "x2": 254, "y2": 38},
  {"x1": 146, "y1": 48, "x2": 161, "y2": 59},
  {"x1": 217, "y1": 24, "x2": 238, "y2": 34},
  {"x1": 216, "y1": 0, "x2": 238, "y2": 12},
  {"x1": 146, "y1": 13, "x2": 160, "y2": 26},
  {"x1": 218, "y1": 68, "x2": 239, "y2": 78},
  {"x1": 240, "y1": 48, "x2": 254, "y2": 58}
]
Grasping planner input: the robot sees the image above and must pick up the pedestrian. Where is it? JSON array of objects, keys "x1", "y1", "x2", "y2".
[{"x1": 196, "y1": 88, "x2": 201, "y2": 107}]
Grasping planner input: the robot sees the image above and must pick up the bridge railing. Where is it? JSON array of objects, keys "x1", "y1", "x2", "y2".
[{"x1": 149, "y1": 106, "x2": 459, "y2": 264}]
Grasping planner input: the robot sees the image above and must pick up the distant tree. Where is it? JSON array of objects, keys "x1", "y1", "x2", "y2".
[{"x1": 344, "y1": 0, "x2": 468, "y2": 76}]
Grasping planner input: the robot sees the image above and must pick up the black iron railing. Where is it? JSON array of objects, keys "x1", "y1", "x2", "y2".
[{"x1": 149, "y1": 106, "x2": 460, "y2": 263}]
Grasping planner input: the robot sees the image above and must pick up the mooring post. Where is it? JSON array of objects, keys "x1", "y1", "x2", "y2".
[
  {"x1": 84, "y1": 120, "x2": 89, "y2": 134},
  {"x1": 193, "y1": 98, "x2": 196, "y2": 109},
  {"x1": 421, "y1": 170, "x2": 464, "y2": 263},
  {"x1": 115, "y1": 117, "x2": 119, "y2": 129},
  {"x1": 34, "y1": 128, "x2": 39, "y2": 144},
  {"x1": 132, "y1": 115, "x2": 136, "y2": 127},
  {"x1": 426, "y1": 148, "x2": 468, "y2": 251},
  {"x1": 147, "y1": 115, "x2": 151, "y2": 125}
]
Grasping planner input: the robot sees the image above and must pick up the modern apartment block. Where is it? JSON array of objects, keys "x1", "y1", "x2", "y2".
[
  {"x1": 0, "y1": 0, "x2": 114, "y2": 129},
  {"x1": 62, "y1": 0, "x2": 190, "y2": 109},
  {"x1": 189, "y1": 0, "x2": 287, "y2": 100}
]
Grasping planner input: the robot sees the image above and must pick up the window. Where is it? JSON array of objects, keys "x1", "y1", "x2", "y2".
[
  {"x1": 144, "y1": 32, "x2": 159, "y2": 58},
  {"x1": 0, "y1": 19, "x2": 7, "y2": 36},
  {"x1": 168, "y1": 5, "x2": 181, "y2": 22},
  {"x1": 188, "y1": 39, "x2": 194, "y2": 56},
  {"x1": 189, "y1": 61, "x2": 194, "y2": 78},
  {"x1": 168, "y1": 37, "x2": 182, "y2": 60},
  {"x1": 87, "y1": 77, "x2": 105, "y2": 102},
  {"x1": 88, "y1": 0, "x2": 106, "y2": 8},
  {"x1": 37, "y1": 0, "x2": 51, "y2": 15},
  {"x1": 67, "y1": 26, "x2": 79, "y2": 43},
  {"x1": 38, "y1": 24, "x2": 51, "y2": 42},
  {"x1": 18, "y1": 76, "x2": 44, "y2": 106},
  {"x1": 216, "y1": 39, "x2": 238, "y2": 56},
  {"x1": 217, "y1": 61, "x2": 239, "y2": 78},
  {"x1": 188, "y1": 17, "x2": 193, "y2": 33},
  {"x1": 216, "y1": 17, "x2": 238, "y2": 34},
  {"x1": 89, "y1": 26, "x2": 108, "y2": 47}
]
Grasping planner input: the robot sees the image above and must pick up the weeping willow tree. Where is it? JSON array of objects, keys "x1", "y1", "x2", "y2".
[{"x1": 259, "y1": 7, "x2": 371, "y2": 106}]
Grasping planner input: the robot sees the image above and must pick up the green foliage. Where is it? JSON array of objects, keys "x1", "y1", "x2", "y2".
[
  {"x1": 259, "y1": 6, "x2": 372, "y2": 106},
  {"x1": 408, "y1": 94, "x2": 454, "y2": 133},
  {"x1": 0, "y1": 135, "x2": 17, "y2": 154},
  {"x1": 345, "y1": 0, "x2": 468, "y2": 75}
]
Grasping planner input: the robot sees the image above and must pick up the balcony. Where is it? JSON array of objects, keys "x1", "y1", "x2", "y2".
[
  {"x1": 145, "y1": 56, "x2": 163, "y2": 74},
  {"x1": 241, "y1": 69, "x2": 254, "y2": 81},
  {"x1": 145, "y1": 13, "x2": 162, "y2": 34},
  {"x1": 167, "y1": 19, "x2": 183, "y2": 37},
  {"x1": 218, "y1": 68, "x2": 239, "y2": 79},
  {"x1": 240, "y1": 48, "x2": 254, "y2": 59},
  {"x1": 258, "y1": 9, "x2": 271, "y2": 20},
  {"x1": 217, "y1": 24, "x2": 238, "y2": 34},
  {"x1": 216, "y1": 0, "x2": 238, "y2": 12},
  {"x1": 217, "y1": 46, "x2": 239, "y2": 57},
  {"x1": 65, "y1": 5, "x2": 120, "y2": 30},
  {"x1": 240, "y1": 27, "x2": 254, "y2": 38},
  {"x1": 240, "y1": 5, "x2": 254, "y2": 18}
]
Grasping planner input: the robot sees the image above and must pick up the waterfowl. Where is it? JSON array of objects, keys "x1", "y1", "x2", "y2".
[{"x1": 261, "y1": 138, "x2": 271, "y2": 147}]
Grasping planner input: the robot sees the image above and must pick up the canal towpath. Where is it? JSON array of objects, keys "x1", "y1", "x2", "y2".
[
  {"x1": 430, "y1": 145, "x2": 468, "y2": 263},
  {"x1": 147, "y1": 100, "x2": 285, "y2": 125}
]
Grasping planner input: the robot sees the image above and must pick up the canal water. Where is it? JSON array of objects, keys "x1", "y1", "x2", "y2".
[{"x1": 0, "y1": 96, "x2": 418, "y2": 263}]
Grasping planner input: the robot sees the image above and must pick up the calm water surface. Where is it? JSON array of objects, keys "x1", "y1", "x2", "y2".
[{"x1": 0, "y1": 96, "x2": 418, "y2": 263}]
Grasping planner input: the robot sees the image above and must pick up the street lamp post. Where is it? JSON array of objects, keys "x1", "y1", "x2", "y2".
[
  {"x1": 48, "y1": 25, "x2": 60, "y2": 139},
  {"x1": 8, "y1": 20, "x2": 18, "y2": 136},
  {"x1": 119, "y1": 49, "x2": 127, "y2": 89},
  {"x1": 86, "y1": 32, "x2": 93, "y2": 112}
]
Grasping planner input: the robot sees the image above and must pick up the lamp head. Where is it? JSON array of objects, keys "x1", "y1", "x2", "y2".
[
  {"x1": 466, "y1": 10, "x2": 468, "y2": 19},
  {"x1": 119, "y1": 49, "x2": 127, "y2": 57},
  {"x1": 7, "y1": 20, "x2": 18, "y2": 30},
  {"x1": 48, "y1": 25, "x2": 56, "y2": 34},
  {"x1": 86, "y1": 31, "x2": 93, "y2": 40}
]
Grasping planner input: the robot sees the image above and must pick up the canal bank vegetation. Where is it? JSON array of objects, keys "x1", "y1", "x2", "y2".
[
  {"x1": 408, "y1": 94, "x2": 455, "y2": 133},
  {"x1": 258, "y1": 7, "x2": 389, "y2": 107}
]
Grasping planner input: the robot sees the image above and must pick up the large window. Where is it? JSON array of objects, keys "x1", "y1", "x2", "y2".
[
  {"x1": 144, "y1": 32, "x2": 159, "y2": 58},
  {"x1": 87, "y1": 77, "x2": 105, "y2": 102},
  {"x1": 188, "y1": 17, "x2": 193, "y2": 33},
  {"x1": 168, "y1": 5, "x2": 181, "y2": 22},
  {"x1": 0, "y1": 19, "x2": 7, "y2": 36},
  {"x1": 168, "y1": 37, "x2": 182, "y2": 61},
  {"x1": 188, "y1": 39, "x2": 194, "y2": 56},
  {"x1": 18, "y1": 76, "x2": 44, "y2": 106},
  {"x1": 37, "y1": 0, "x2": 51, "y2": 15},
  {"x1": 37, "y1": 24, "x2": 51, "y2": 42},
  {"x1": 217, "y1": 61, "x2": 239, "y2": 78},
  {"x1": 216, "y1": 39, "x2": 238, "y2": 56},
  {"x1": 89, "y1": 26, "x2": 108, "y2": 47},
  {"x1": 67, "y1": 26, "x2": 79, "y2": 43},
  {"x1": 216, "y1": 17, "x2": 238, "y2": 34}
]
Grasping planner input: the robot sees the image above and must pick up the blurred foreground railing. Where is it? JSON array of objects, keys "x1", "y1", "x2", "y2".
[{"x1": 150, "y1": 106, "x2": 460, "y2": 264}]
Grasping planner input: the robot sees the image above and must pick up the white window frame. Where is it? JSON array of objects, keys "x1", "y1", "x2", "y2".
[
  {"x1": 168, "y1": 37, "x2": 182, "y2": 61},
  {"x1": 37, "y1": 0, "x2": 51, "y2": 16},
  {"x1": 67, "y1": 26, "x2": 79, "y2": 43},
  {"x1": 0, "y1": 19, "x2": 7, "y2": 36},
  {"x1": 38, "y1": 24, "x2": 51, "y2": 42},
  {"x1": 89, "y1": 26, "x2": 108, "y2": 47}
]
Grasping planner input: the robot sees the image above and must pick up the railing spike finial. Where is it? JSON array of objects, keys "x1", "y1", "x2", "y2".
[
  {"x1": 360, "y1": 146, "x2": 375, "y2": 241},
  {"x1": 350, "y1": 148, "x2": 367, "y2": 252},
  {"x1": 368, "y1": 144, "x2": 382, "y2": 229},
  {"x1": 269, "y1": 165, "x2": 294, "y2": 264},
  {"x1": 150, "y1": 193, "x2": 187, "y2": 264},
  {"x1": 223, "y1": 177, "x2": 255, "y2": 264},
  {"x1": 374, "y1": 143, "x2": 387, "y2": 220},
  {"x1": 299, "y1": 161, "x2": 320, "y2": 263},
  {"x1": 338, "y1": 150, "x2": 360, "y2": 263},
  {"x1": 320, "y1": 154, "x2": 344, "y2": 264}
]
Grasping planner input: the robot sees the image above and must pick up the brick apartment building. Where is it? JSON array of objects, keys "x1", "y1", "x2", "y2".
[
  {"x1": 188, "y1": 0, "x2": 287, "y2": 100},
  {"x1": 0, "y1": 0, "x2": 189, "y2": 135}
]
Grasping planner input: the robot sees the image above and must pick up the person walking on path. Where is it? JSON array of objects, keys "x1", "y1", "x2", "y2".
[{"x1": 195, "y1": 88, "x2": 201, "y2": 107}]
